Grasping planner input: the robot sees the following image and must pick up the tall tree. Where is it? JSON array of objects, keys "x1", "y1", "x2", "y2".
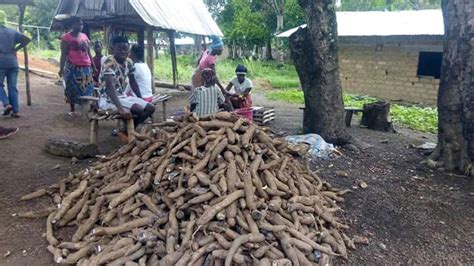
[
  {"x1": 265, "y1": 0, "x2": 285, "y2": 31},
  {"x1": 337, "y1": 0, "x2": 440, "y2": 11},
  {"x1": 289, "y1": 0, "x2": 350, "y2": 145},
  {"x1": 429, "y1": 0, "x2": 473, "y2": 176}
]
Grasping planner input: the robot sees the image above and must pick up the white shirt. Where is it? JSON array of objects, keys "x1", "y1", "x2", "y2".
[
  {"x1": 230, "y1": 77, "x2": 253, "y2": 95},
  {"x1": 125, "y1": 62, "x2": 153, "y2": 98}
]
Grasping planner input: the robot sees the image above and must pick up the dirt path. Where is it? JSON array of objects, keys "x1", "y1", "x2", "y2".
[{"x1": 0, "y1": 76, "x2": 472, "y2": 265}]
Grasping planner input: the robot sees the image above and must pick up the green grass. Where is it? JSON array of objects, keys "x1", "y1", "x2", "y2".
[
  {"x1": 29, "y1": 50, "x2": 438, "y2": 133},
  {"x1": 266, "y1": 88, "x2": 438, "y2": 133},
  {"x1": 154, "y1": 54, "x2": 299, "y2": 88},
  {"x1": 30, "y1": 50, "x2": 300, "y2": 88},
  {"x1": 391, "y1": 105, "x2": 438, "y2": 133}
]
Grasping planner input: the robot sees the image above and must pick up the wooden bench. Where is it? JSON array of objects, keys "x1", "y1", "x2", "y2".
[
  {"x1": 344, "y1": 107, "x2": 363, "y2": 127},
  {"x1": 79, "y1": 96, "x2": 134, "y2": 145},
  {"x1": 152, "y1": 94, "x2": 172, "y2": 122},
  {"x1": 80, "y1": 94, "x2": 171, "y2": 145},
  {"x1": 88, "y1": 110, "x2": 135, "y2": 145},
  {"x1": 299, "y1": 106, "x2": 363, "y2": 127}
]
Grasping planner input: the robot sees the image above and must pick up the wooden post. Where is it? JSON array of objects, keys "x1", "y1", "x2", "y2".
[
  {"x1": 127, "y1": 119, "x2": 136, "y2": 143},
  {"x1": 168, "y1": 31, "x2": 178, "y2": 88},
  {"x1": 162, "y1": 100, "x2": 167, "y2": 121},
  {"x1": 137, "y1": 29, "x2": 145, "y2": 48},
  {"x1": 194, "y1": 35, "x2": 202, "y2": 55},
  {"x1": 36, "y1": 27, "x2": 40, "y2": 48},
  {"x1": 18, "y1": 5, "x2": 31, "y2": 106},
  {"x1": 146, "y1": 28, "x2": 155, "y2": 93},
  {"x1": 103, "y1": 25, "x2": 108, "y2": 55},
  {"x1": 90, "y1": 120, "x2": 99, "y2": 145}
]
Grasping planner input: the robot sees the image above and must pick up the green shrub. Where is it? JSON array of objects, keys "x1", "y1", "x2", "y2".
[{"x1": 266, "y1": 89, "x2": 438, "y2": 133}]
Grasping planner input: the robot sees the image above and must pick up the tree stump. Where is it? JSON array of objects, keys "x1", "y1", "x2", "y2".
[
  {"x1": 45, "y1": 138, "x2": 99, "y2": 159},
  {"x1": 360, "y1": 101, "x2": 395, "y2": 132}
]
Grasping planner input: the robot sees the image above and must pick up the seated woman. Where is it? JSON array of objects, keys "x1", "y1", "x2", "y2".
[
  {"x1": 124, "y1": 45, "x2": 153, "y2": 103},
  {"x1": 189, "y1": 68, "x2": 226, "y2": 117},
  {"x1": 99, "y1": 36, "x2": 155, "y2": 136},
  {"x1": 225, "y1": 64, "x2": 253, "y2": 109}
]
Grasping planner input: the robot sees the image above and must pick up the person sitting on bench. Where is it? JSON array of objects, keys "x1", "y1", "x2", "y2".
[
  {"x1": 99, "y1": 36, "x2": 155, "y2": 135},
  {"x1": 189, "y1": 68, "x2": 227, "y2": 117},
  {"x1": 225, "y1": 64, "x2": 253, "y2": 109},
  {"x1": 124, "y1": 45, "x2": 153, "y2": 103}
]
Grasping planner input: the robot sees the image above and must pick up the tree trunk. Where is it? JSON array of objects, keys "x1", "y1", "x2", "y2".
[
  {"x1": 276, "y1": 14, "x2": 284, "y2": 31},
  {"x1": 360, "y1": 101, "x2": 395, "y2": 132},
  {"x1": 430, "y1": 0, "x2": 474, "y2": 176},
  {"x1": 265, "y1": 39, "x2": 274, "y2": 60},
  {"x1": 289, "y1": 0, "x2": 350, "y2": 145}
]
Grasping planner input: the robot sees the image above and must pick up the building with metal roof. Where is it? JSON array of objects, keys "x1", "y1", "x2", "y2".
[
  {"x1": 279, "y1": 10, "x2": 445, "y2": 105},
  {"x1": 277, "y1": 9, "x2": 444, "y2": 38}
]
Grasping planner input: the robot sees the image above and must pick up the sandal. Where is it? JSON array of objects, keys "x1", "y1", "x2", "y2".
[
  {"x1": 11, "y1": 113, "x2": 20, "y2": 118},
  {"x1": 3, "y1": 105, "x2": 12, "y2": 116},
  {"x1": 0, "y1": 127, "x2": 19, "y2": 139},
  {"x1": 68, "y1": 112, "x2": 77, "y2": 117}
]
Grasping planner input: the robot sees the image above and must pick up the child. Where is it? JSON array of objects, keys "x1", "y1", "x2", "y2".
[
  {"x1": 225, "y1": 64, "x2": 253, "y2": 109},
  {"x1": 92, "y1": 41, "x2": 104, "y2": 86},
  {"x1": 189, "y1": 68, "x2": 226, "y2": 117}
]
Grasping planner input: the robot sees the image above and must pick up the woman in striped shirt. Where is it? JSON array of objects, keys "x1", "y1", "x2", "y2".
[{"x1": 189, "y1": 68, "x2": 226, "y2": 117}]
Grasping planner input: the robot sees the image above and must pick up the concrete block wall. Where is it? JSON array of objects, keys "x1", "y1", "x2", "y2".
[{"x1": 339, "y1": 44, "x2": 442, "y2": 105}]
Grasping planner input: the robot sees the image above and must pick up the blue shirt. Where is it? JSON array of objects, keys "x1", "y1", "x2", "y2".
[{"x1": 0, "y1": 26, "x2": 23, "y2": 68}]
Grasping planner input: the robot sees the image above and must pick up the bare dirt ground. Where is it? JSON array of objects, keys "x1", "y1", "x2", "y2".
[{"x1": 0, "y1": 74, "x2": 472, "y2": 265}]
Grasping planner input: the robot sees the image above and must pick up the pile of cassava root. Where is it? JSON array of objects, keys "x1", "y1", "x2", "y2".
[{"x1": 20, "y1": 112, "x2": 356, "y2": 265}]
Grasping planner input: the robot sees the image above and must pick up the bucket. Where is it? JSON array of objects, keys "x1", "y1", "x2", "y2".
[{"x1": 234, "y1": 108, "x2": 253, "y2": 121}]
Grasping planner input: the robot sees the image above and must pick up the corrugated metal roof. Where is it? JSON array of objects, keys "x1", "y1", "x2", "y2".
[
  {"x1": 0, "y1": 0, "x2": 35, "y2": 5},
  {"x1": 277, "y1": 10, "x2": 444, "y2": 38},
  {"x1": 52, "y1": 0, "x2": 222, "y2": 36},
  {"x1": 128, "y1": 0, "x2": 222, "y2": 36}
]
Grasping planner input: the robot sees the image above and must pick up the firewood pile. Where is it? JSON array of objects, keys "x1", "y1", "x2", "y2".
[{"x1": 21, "y1": 112, "x2": 355, "y2": 265}]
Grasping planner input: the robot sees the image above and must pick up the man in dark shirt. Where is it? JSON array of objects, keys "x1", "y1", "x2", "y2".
[{"x1": 0, "y1": 10, "x2": 31, "y2": 118}]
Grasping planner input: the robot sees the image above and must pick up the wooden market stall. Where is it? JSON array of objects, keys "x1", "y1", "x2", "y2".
[{"x1": 50, "y1": 0, "x2": 223, "y2": 89}]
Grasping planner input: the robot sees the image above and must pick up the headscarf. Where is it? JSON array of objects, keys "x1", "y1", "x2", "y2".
[
  {"x1": 235, "y1": 64, "x2": 248, "y2": 75},
  {"x1": 209, "y1": 35, "x2": 223, "y2": 50},
  {"x1": 0, "y1": 10, "x2": 7, "y2": 27},
  {"x1": 201, "y1": 68, "x2": 217, "y2": 86}
]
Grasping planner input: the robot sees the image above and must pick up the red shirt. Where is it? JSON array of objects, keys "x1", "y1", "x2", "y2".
[
  {"x1": 61, "y1": 32, "x2": 91, "y2": 67},
  {"x1": 198, "y1": 50, "x2": 217, "y2": 71}
]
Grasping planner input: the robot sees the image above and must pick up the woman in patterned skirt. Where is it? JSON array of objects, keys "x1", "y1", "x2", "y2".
[{"x1": 59, "y1": 17, "x2": 96, "y2": 116}]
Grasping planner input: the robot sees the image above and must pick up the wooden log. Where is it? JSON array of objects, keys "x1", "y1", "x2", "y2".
[{"x1": 45, "y1": 138, "x2": 99, "y2": 158}]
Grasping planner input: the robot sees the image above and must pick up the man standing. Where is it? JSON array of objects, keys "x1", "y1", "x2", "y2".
[{"x1": 0, "y1": 10, "x2": 31, "y2": 118}]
